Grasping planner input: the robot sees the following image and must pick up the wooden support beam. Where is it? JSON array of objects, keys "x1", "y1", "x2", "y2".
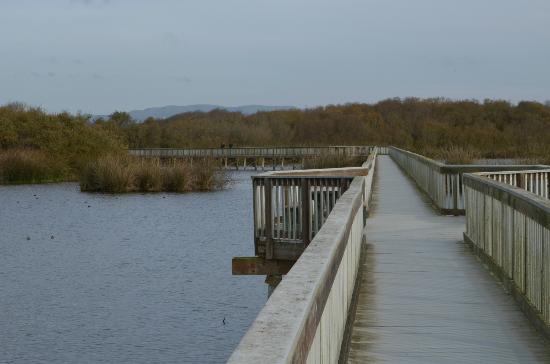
[
  {"x1": 232, "y1": 256, "x2": 294, "y2": 275},
  {"x1": 256, "y1": 240, "x2": 306, "y2": 261}
]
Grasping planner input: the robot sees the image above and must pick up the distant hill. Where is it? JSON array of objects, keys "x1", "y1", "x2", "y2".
[{"x1": 95, "y1": 104, "x2": 296, "y2": 122}]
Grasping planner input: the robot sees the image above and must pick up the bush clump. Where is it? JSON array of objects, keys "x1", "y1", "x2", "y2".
[
  {"x1": 0, "y1": 149, "x2": 67, "y2": 184},
  {"x1": 80, "y1": 156, "x2": 227, "y2": 193}
]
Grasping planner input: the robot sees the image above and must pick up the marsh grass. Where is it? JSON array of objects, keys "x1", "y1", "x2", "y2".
[
  {"x1": 424, "y1": 146, "x2": 481, "y2": 165},
  {"x1": 303, "y1": 154, "x2": 364, "y2": 169},
  {"x1": 0, "y1": 149, "x2": 68, "y2": 184},
  {"x1": 80, "y1": 155, "x2": 228, "y2": 193}
]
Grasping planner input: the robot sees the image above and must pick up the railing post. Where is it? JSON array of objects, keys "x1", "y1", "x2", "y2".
[
  {"x1": 517, "y1": 173, "x2": 525, "y2": 190},
  {"x1": 452, "y1": 174, "x2": 459, "y2": 214},
  {"x1": 265, "y1": 178, "x2": 274, "y2": 259},
  {"x1": 301, "y1": 178, "x2": 311, "y2": 246}
]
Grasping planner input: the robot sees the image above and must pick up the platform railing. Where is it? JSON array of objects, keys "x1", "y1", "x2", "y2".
[
  {"x1": 478, "y1": 170, "x2": 550, "y2": 200},
  {"x1": 228, "y1": 150, "x2": 377, "y2": 364},
  {"x1": 463, "y1": 171, "x2": 550, "y2": 335},
  {"x1": 389, "y1": 146, "x2": 549, "y2": 214}
]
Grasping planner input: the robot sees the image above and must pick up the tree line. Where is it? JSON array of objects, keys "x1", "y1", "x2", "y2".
[
  {"x1": 98, "y1": 98, "x2": 550, "y2": 163},
  {"x1": 1, "y1": 97, "x2": 549, "y2": 182}
]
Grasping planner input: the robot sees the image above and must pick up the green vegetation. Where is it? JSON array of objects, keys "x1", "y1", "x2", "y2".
[
  {"x1": 2, "y1": 98, "x2": 549, "y2": 187},
  {"x1": 0, "y1": 149, "x2": 67, "y2": 184},
  {"x1": 0, "y1": 103, "x2": 124, "y2": 183},
  {"x1": 102, "y1": 98, "x2": 550, "y2": 164},
  {"x1": 0, "y1": 103, "x2": 227, "y2": 191}
]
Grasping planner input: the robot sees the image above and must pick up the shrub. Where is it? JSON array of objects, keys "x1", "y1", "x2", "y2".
[{"x1": 0, "y1": 149, "x2": 67, "y2": 184}]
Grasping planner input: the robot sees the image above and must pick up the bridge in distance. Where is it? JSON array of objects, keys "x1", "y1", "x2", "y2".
[{"x1": 129, "y1": 146, "x2": 387, "y2": 170}]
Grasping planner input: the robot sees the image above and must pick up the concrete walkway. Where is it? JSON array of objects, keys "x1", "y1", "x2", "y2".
[{"x1": 347, "y1": 156, "x2": 550, "y2": 363}]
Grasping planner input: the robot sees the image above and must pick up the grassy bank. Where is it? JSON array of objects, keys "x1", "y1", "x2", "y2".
[
  {"x1": 80, "y1": 156, "x2": 228, "y2": 193},
  {"x1": 0, "y1": 149, "x2": 69, "y2": 184}
]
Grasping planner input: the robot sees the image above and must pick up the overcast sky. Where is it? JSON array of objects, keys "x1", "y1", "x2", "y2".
[{"x1": 1, "y1": 0, "x2": 549, "y2": 114}]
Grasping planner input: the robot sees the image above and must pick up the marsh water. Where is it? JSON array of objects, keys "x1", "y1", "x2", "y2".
[{"x1": 0, "y1": 172, "x2": 264, "y2": 364}]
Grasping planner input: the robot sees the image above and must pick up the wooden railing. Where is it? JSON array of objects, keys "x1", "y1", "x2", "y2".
[
  {"x1": 228, "y1": 150, "x2": 377, "y2": 363},
  {"x1": 129, "y1": 146, "x2": 383, "y2": 158},
  {"x1": 479, "y1": 170, "x2": 550, "y2": 200},
  {"x1": 463, "y1": 170, "x2": 550, "y2": 335},
  {"x1": 252, "y1": 171, "x2": 362, "y2": 260},
  {"x1": 389, "y1": 147, "x2": 549, "y2": 214}
]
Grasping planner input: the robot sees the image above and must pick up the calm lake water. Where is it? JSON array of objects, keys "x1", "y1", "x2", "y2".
[{"x1": 0, "y1": 172, "x2": 265, "y2": 364}]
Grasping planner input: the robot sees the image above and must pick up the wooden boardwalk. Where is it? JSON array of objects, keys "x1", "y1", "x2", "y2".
[{"x1": 347, "y1": 156, "x2": 550, "y2": 363}]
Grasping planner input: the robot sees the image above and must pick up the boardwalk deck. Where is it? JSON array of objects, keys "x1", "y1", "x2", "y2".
[{"x1": 347, "y1": 156, "x2": 550, "y2": 363}]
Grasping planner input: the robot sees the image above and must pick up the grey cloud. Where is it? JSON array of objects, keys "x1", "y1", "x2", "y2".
[
  {"x1": 163, "y1": 32, "x2": 182, "y2": 46},
  {"x1": 175, "y1": 76, "x2": 192, "y2": 83},
  {"x1": 71, "y1": 0, "x2": 111, "y2": 5}
]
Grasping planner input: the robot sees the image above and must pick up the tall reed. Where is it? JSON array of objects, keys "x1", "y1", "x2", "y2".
[
  {"x1": 0, "y1": 149, "x2": 67, "y2": 184},
  {"x1": 302, "y1": 154, "x2": 364, "y2": 169},
  {"x1": 80, "y1": 155, "x2": 227, "y2": 193},
  {"x1": 422, "y1": 145, "x2": 481, "y2": 164}
]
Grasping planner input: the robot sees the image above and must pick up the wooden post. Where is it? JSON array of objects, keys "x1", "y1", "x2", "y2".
[
  {"x1": 517, "y1": 173, "x2": 525, "y2": 189},
  {"x1": 301, "y1": 178, "x2": 311, "y2": 245},
  {"x1": 266, "y1": 274, "x2": 282, "y2": 297},
  {"x1": 452, "y1": 174, "x2": 459, "y2": 215},
  {"x1": 265, "y1": 179, "x2": 273, "y2": 259}
]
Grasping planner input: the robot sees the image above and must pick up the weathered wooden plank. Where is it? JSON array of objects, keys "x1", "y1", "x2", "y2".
[{"x1": 232, "y1": 256, "x2": 294, "y2": 275}]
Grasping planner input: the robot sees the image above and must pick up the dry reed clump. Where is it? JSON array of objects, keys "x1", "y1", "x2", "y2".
[
  {"x1": 134, "y1": 161, "x2": 163, "y2": 192},
  {"x1": 190, "y1": 158, "x2": 228, "y2": 191},
  {"x1": 0, "y1": 149, "x2": 67, "y2": 184},
  {"x1": 302, "y1": 154, "x2": 364, "y2": 169},
  {"x1": 429, "y1": 146, "x2": 481, "y2": 165},
  {"x1": 79, "y1": 155, "x2": 134, "y2": 193},
  {"x1": 80, "y1": 155, "x2": 228, "y2": 193},
  {"x1": 162, "y1": 162, "x2": 193, "y2": 192}
]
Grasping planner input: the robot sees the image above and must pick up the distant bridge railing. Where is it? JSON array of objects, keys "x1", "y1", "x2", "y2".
[
  {"x1": 463, "y1": 169, "x2": 550, "y2": 336},
  {"x1": 229, "y1": 150, "x2": 377, "y2": 363},
  {"x1": 389, "y1": 146, "x2": 549, "y2": 214},
  {"x1": 129, "y1": 146, "x2": 388, "y2": 159}
]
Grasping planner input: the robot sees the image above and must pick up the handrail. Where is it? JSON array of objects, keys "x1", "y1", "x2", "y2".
[
  {"x1": 129, "y1": 146, "x2": 390, "y2": 158},
  {"x1": 389, "y1": 146, "x2": 549, "y2": 214},
  {"x1": 228, "y1": 150, "x2": 377, "y2": 363},
  {"x1": 129, "y1": 146, "x2": 374, "y2": 158},
  {"x1": 251, "y1": 167, "x2": 369, "y2": 259},
  {"x1": 476, "y1": 169, "x2": 550, "y2": 200},
  {"x1": 463, "y1": 171, "x2": 550, "y2": 334}
]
